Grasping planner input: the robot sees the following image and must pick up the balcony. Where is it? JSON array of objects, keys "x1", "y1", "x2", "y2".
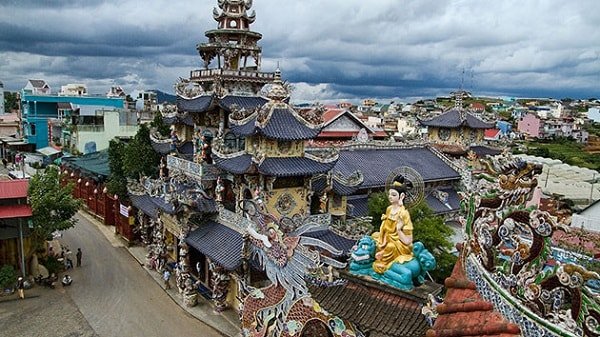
[{"x1": 190, "y1": 68, "x2": 274, "y2": 82}]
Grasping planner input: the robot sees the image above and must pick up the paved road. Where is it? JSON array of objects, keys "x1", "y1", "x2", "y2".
[{"x1": 1, "y1": 212, "x2": 222, "y2": 337}]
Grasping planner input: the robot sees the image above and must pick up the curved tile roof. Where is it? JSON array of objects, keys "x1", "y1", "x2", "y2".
[
  {"x1": 213, "y1": 153, "x2": 253, "y2": 174},
  {"x1": 258, "y1": 157, "x2": 335, "y2": 177},
  {"x1": 231, "y1": 107, "x2": 322, "y2": 140},
  {"x1": 303, "y1": 229, "x2": 356, "y2": 255},
  {"x1": 219, "y1": 95, "x2": 268, "y2": 112},
  {"x1": 419, "y1": 109, "x2": 493, "y2": 129},
  {"x1": 163, "y1": 113, "x2": 194, "y2": 126},
  {"x1": 185, "y1": 221, "x2": 244, "y2": 270},
  {"x1": 334, "y1": 147, "x2": 460, "y2": 189},
  {"x1": 176, "y1": 95, "x2": 214, "y2": 113}
]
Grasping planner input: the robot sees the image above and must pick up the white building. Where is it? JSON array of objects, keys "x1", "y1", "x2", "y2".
[
  {"x1": 572, "y1": 200, "x2": 600, "y2": 232},
  {"x1": 60, "y1": 83, "x2": 88, "y2": 96},
  {"x1": 23, "y1": 79, "x2": 51, "y2": 95},
  {"x1": 588, "y1": 107, "x2": 600, "y2": 123}
]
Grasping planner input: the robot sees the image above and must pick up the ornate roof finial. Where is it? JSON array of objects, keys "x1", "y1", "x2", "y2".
[{"x1": 266, "y1": 63, "x2": 288, "y2": 101}]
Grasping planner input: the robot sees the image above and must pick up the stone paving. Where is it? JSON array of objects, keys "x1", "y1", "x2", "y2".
[{"x1": 0, "y1": 285, "x2": 97, "y2": 337}]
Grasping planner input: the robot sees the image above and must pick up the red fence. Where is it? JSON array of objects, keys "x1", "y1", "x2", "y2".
[{"x1": 61, "y1": 167, "x2": 135, "y2": 242}]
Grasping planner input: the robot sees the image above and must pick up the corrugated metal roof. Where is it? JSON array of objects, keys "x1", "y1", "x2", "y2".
[
  {"x1": 0, "y1": 204, "x2": 32, "y2": 219},
  {"x1": 0, "y1": 180, "x2": 29, "y2": 199},
  {"x1": 62, "y1": 150, "x2": 110, "y2": 178}
]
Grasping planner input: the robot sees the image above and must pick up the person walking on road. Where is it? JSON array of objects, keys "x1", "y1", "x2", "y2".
[
  {"x1": 76, "y1": 248, "x2": 82, "y2": 267},
  {"x1": 17, "y1": 276, "x2": 25, "y2": 299},
  {"x1": 162, "y1": 269, "x2": 171, "y2": 290}
]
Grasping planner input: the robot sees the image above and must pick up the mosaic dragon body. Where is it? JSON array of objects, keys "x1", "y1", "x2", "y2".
[{"x1": 463, "y1": 155, "x2": 600, "y2": 336}]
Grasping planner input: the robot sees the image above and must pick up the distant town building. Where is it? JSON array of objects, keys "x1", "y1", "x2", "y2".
[
  {"x1": 517, "y1": 113, "x2": 542, "y2": 138},
  {"x1": 23, "y1": 79, "x2": 50, "y2": 95},
  {"x1": 59, "y1": 83, "x2": 88, "y2": 96},
  {"x1": 20, "y1": 82, "x2": 130, "y2": 152}
]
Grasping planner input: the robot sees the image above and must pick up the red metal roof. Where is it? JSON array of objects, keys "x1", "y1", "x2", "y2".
[
  {"x1": 0, "y1": 204, "x2": 32, "y2": 219},
  {"x1": 484, "y1": 129, "x2": 501, "y2": 138},
  {"x1": 0, "y1": 179, "x2": 29, "y2": 199}
]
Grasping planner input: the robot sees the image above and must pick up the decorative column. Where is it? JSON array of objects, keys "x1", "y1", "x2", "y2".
[{"x1": 209, "y1": 260, "x2": 231, "y2": 312}]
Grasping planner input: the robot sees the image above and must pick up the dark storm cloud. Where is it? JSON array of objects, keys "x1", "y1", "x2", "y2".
[{"x1": 0, "y1": 0, "x2": 598, "y2": 101}]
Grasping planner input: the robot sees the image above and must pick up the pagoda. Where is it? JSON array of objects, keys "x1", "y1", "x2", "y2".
[
  {"x1": 212, "y1": 67, "x2": 337, "y2": 218},
  {"x1": 192, "y1": 0, "x2": 273, "y2": 96}
]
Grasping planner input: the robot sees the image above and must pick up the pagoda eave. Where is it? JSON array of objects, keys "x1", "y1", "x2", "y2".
[
  {"x1": 204, "y1": 29, "x2": 262, "y2": 40},
  {"x1": 197, "y1": 43, "x2": 261, "y2": 53}
]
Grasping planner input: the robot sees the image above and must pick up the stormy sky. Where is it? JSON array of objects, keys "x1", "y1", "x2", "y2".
[{"x1": 0, "y1": 0, "x2": 598, "y2": 102}]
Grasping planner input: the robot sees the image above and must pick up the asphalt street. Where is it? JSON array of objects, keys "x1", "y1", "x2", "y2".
[{"x1": 1, "y1": 212, "x2": 222, "y2": 337}]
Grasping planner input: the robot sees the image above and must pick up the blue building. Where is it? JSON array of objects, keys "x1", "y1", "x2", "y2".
[{"x1": 21, "y1": 90, "x2": 125, "y2": 150}]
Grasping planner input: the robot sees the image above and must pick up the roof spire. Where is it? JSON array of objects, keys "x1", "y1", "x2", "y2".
[{"x1": 266, "y1": 63, "x2": 288, "y2": 101}]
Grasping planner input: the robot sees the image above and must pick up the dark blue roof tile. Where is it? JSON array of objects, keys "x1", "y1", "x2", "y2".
[
  {"x1": 177, "y1": 95, "x2": 214, "y2": 113},
  {"x1": 469, "y1": 145, "x2": 502, "y2": 157},
  {"x1": 260, "y1": 108, "x2": 321, "y2": 140},
  {"x1": 129, "y1": 193, "x2": 176, "y2": 215},
  {"x1": 303, "y1": 229, "x2": 357, "y2": 255},
  {"x1": 425, "y1": 188, "x2": 461, "y2": 215},
  {"x1": 347, "y1": 194, "x2": 369, "y2": 217},
  {"x1": 419, "y1": 109, "x2": 493, "y2": 129},
  {"x1": 334, "y1": 147, "x2": 460, "y2": 189},
  {"x1": 130, "y1": 194, "x2": 159, "y2": 218},
  {"x1": 231, "y1": 107, "x2": 322, "y2": 140},
  {"x1": 213, "y1": 154, "x2": 253, "y2": 174},
  {"x1": 230, "y1": 116, "x2": 257, "y2": 136},
  {"x1": 219, "y1": 95, "x2": 268, "y2": 112},
  {"x1": 185, "y1": 221, "x2": 244, "y2": 270},
  {"x1": 258, "y1": 157, "x2": 335, "y2": 177}
]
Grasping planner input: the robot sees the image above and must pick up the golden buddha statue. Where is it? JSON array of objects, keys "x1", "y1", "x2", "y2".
[{"x1": 371, "y1": 177, "x2": 414, "y2": 274}]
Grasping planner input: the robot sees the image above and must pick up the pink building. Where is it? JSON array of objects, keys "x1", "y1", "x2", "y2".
[{"x1": 517, "y1": 113, "x2": 542, "y2": 138}]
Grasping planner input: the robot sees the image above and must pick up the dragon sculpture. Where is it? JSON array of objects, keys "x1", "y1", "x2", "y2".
[
  {"x1": 239, "y1": 200, "x2": 355, "y2": 337},
  {"x1": 463, "y1": 154, "x2": 600, "y2": 336}
]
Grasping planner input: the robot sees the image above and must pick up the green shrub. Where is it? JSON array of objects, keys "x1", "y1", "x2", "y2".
[
  {"x1": 39, "y1": 256, "x2": 63, "y2": 275},
  {"x1": 0, "y1": 265, "x2": 17, "y2": 289}
]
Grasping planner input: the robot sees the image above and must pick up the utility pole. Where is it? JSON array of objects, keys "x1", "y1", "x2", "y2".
[{"x1": 18, "y1": 218, "x2": 25, "y2": 277}]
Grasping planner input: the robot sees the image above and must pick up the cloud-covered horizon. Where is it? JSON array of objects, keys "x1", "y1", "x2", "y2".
[{"x1": 1, "y1": 0, "x2": 598, "y2": 102}]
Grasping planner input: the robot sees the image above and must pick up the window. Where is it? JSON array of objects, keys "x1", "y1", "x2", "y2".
[
  {"x1": 438, "y1": 128, "x2": 450, "y2": 141},
  {"x1": 30, "y1": 124, "x2": 36, "y2": 136},
  {"x1": 223, "y1": 132, "x2": 244, "y2": 151}
]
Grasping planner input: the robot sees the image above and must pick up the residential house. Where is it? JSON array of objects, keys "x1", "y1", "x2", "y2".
[
  {"x1": 588, "y1": 107, "x2": 600, "y2": 123},
  {"x1": 22, "y1": 79, "x2": 50, "y2": 95},
  {"x1": 312, "y1": 107, "x2": 386, "y2": 145},
  {"x1": 393, "y1": 115, "x2": 418, "y2": 138},
  {"x1": 59, "y1": 83, "x2": 88, "y2": 96},
  {"x1": 0, "y1": 179, "x2": 33, "y2": 277},
  {"x1": 517, "y1": 113, "x2": 542, "y2": 138},
  {"x1": 20, "y1": 86, "x2": 127, "y2": 151}
]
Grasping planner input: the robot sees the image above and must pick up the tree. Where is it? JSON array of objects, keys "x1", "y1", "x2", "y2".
[
  {"x1": 150, "y1": 111, "x2": 171, "y2": 137},
  {"x1": 3, "y1": 91, "x2": 19, "y2": 113},
  {"x1": 122, "y1": 123, "x2": 160, "y2": 179},
  {"x1": 367, "y1": 192, "x2": 457, "y2": 283},
  {"x1": 28, "y1": 166, "x2": 83, "y2": 251},
  {"x1": 106, "y1": 139, "x2": 128, "y2": 199}
]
